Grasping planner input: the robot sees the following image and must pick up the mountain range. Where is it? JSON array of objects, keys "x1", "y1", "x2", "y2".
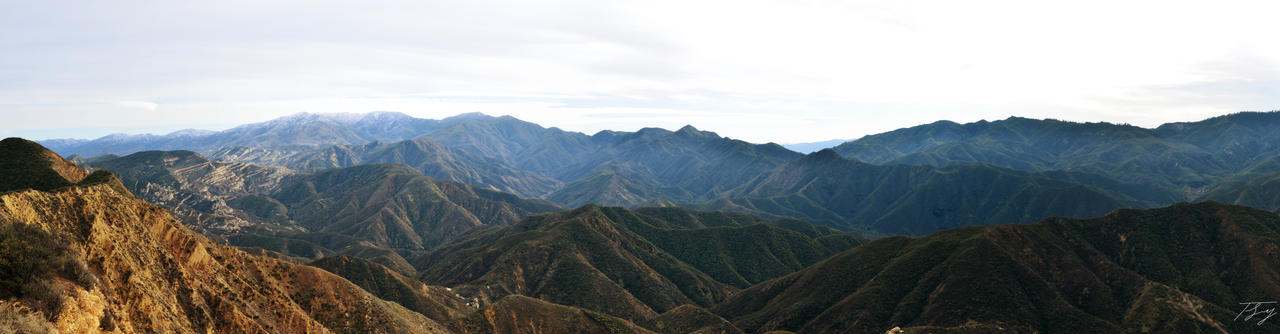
[
  {"x1": 832, "y1": 113, "x2": 1280, "y2": 197},
  {"x1": 700, "y1": 149, "x2": 1180, "y2": 235},
  {"x1": 9, "y1": 109, "x2": 1280, "y2": 333},
  {"x1": 1, "y1": 138, "x2": 861, "y2": 333},
  {"x1": 54, "y1": 112, "x2": 802, "y2": 208},
  {"x1": 7, "y1": 138, "x2": 1279, "y2": 333},
  {"x1": 49, "y1": 111, "x2": 1280, "y2": 238}
]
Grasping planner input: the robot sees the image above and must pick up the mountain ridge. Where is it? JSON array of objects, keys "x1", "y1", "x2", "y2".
[
  {"x1": 702, "y1": 149, "x2": 1173, "y2": 236},
  {"x1": 713, "y1": 201, "x2": 1280, "y2": 333},
  {"x1": 412, "y1": 204, "x2": 863, "y2": 325},
  {"x1": 88, "y1": 150, "x2": 564, "y2": 254},
  {"x1": 833, "y1": 111, "x2": 1280, "y2": 195},
  {"x1": 48, "y1": 111, "x2": 1280, "y2": 238}
]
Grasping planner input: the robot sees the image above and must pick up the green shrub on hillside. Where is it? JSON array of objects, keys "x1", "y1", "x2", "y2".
[{"x1": 0, "y1": 221, "x2": 95, "y2": 316}]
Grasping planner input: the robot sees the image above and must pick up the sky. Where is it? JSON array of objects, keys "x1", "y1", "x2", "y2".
[{"x1": 2, "y1": 0, "x2": 1278, "y2": 144}]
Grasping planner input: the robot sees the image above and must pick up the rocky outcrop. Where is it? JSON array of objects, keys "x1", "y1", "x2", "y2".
[{"x1": 87, "y1": 150, "x2": 298, "y2": 237}]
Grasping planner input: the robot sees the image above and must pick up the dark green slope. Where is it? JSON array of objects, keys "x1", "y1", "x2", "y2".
[
  {"x1": 1201, "y1": 170, "x2": 1280, "y2": 213},
  {"x1": 413, "y1": 204, "x2": 864, "y2": 324},
  {"x1": 415, "y1": 205, "x2": 737, "y2": 322},
  {"x1": 272, "y1": 164, "x2": 562, "y2": 250},
  {"x1": 0, "y1": 137, "x2": 90, "y2": 192},
  {"x1": 708, "y1": 149, "x2": 1148, "y2": 236},
  {"x1": 652, "y1": 305, "x2": 745, "y2": 334},
  {"x1": 1198, "y1": 152, "x2": 1280, "y2": 213},
  {"x1": 463, "y1": 295, "x2": 657, "y2": 334},
  {"x1": 420, "y1": 113, "x2": 599, "y2": 176},
  {"x1": 597, "y1": 206, "x2": 864, "y2": 288},
  {"x1": 1157, "y1": 111, "x2": 1280, "y2": 169},
  {"x1": 713, "y1": 202, "x2": 1280, "y2": 333},
  {"x1": 309, "y1": 256, "x2": 476, "y2": 329},
  {"x1": 311, "y1": 254, "x2": 693, "y2": 333},
  {"x1": 227, "y1": 234, "x2": 335, "y2": 259},
  {"x1": 833, "y1": 117, "x2": 1156, "y2": 165},
  {"x1": 546, "y1": 162, "x2": 693, "y2": 207},
  {"x1": 230, "y1": 232, "x2": 420, "y2": 276},
  {"x1": 546, "y1": 126, "x2": 803, "y2": 207}
]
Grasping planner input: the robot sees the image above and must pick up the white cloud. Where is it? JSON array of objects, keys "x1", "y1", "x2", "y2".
[
  {"x1": 1, "y1": 0, "x2": 1278, "y2": 142},
  {"x1": 110, "y1": 101, "x2": 159, "y2": 111}
]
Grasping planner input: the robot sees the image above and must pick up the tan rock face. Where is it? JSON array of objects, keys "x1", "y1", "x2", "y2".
[
  {"x1": 47, "y1": 278, "x2": 108, "y2": 333},
  {"x1": 0, "y1": 181, "x2": 448, "y2": 333}
]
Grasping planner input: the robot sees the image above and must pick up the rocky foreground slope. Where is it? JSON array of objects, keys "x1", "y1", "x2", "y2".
[
  {"x1": 0, "y1": 138, "x2": 650, "y2": 333},
  {"x1": 0, "y1": 138, "x2": 450, "y2": 332}
]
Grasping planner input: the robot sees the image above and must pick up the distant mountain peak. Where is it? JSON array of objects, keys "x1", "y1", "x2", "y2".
[
  {"x1": 444, "y1": 112, "x2": 494, "y2": 120},
  {"x1": 569, "y1": 203, "x2": 605, "y2": 216},
  {"x1": 634, "y1": 127, "x2": 673, "y2": 137},
  {"x1": 273, "y1": 112, "x2": 325, "y2": 121},
  {"x1": 799, "y1": 148, "x2": 845, "y2": 163},
  {"x1": 98, "y1": 132, "x2": 148, "y2": 140},
  {"x1": 335, "y1": 111, "x2": 414, "y2": 123},
  {"x1": 363, "y1": 110, "x2": 411, "y2": 117},
  {"x1": 164, "y1": 128, "x2": 216, "y2": 137},
  {"x1": 781, "y1": 139, "x2": 850, "y2": 153},
  {"x1": 255, "y1": 111, "x2": 416, "y2": 125},
  {"x1": 675, "y1": 124, "x2": 720, "y2": 138}
]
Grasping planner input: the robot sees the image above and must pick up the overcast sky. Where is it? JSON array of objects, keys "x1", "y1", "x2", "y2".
[{"x1": 2, "y1": 0, "x2": 1278, "y2": 143}]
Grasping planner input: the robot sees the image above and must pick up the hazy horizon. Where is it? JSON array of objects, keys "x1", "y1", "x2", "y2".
[
  {"x1": 14, "y1": 109, "x2": 1276, "y2": 147},
  {"x1": 4, "y1": 1, "x2": 1279, "y2": 143}
]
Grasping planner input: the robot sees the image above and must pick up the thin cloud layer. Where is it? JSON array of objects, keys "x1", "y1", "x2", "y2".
[{"x1": 1, "y1": 0, "x2": 1277, "y2": 143}]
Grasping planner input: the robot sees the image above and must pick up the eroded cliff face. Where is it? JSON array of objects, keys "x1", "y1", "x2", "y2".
[
  {"x1": 85, "y1": 150, "x2": 299, "y2": 237},
  {"x1": 0, "y1": 181, "x2": 448, "y2": 333},
  {"x1": 87, "y1": 152, "x2": 563, "y2": 254}
]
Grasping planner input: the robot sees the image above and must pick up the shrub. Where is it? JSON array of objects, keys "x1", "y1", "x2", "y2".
[
  {"x1": 0, "y1": 220, "x2": 96, "y2": 318},
  {"x1": 586, "y1": 311, "x2": 635, "y2": 334},
  {"x1": 99, "y1": 306, "x2": 116, "y2": 331},
  {"x1": 0, "y1": 302, "x2": 54, "y2": 334}
]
